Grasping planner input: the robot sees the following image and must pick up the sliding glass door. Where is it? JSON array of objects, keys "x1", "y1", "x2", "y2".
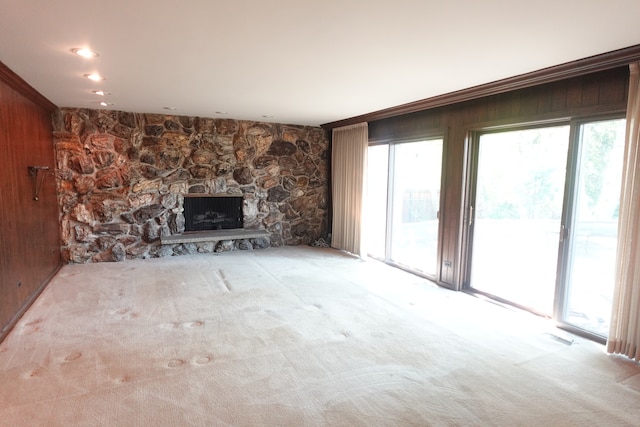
[
  {"x1": 465, "y1": 117, "x2": 625, "y2": 339},
  {"x1": 560, "y1": 118, "x2": 626, "y2": 336},
  {"x1": 366, "y1": 138, "x2": 443, "y2": 278},
  {"x1": 468, "y1": 126, "x2": 570, "y2": 316}
]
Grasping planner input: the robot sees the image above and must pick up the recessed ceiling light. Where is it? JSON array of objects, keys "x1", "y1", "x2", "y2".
[
  {"x1": 92, "y1": 90, "x2": 111, "y2": 96},
  {"x1": 71, "y1": 48, "x2": 99, "y2": 58},
  {"x1": 262, "y1": 115, "x2": 274, "y2": 118},
  {"x1": 215, "y1": 111, "x2": 228, "y2": 115},
  {"x1": 84, "y1": 73, "x2": 105, "y2": 81},
  {"x1": 99, "y1": 101, "x2": 114, "y2": 107},
  {"x1": 163, "y1": 106, "x2": 177, "y2": 110}
]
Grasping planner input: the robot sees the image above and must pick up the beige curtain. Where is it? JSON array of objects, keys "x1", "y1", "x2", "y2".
[
  {"x1": 331, "y1": 123, "x2": 368, "y2": 257},
  {"x1": 607, "y1": 63, "x2": 640, "y2": 361}
]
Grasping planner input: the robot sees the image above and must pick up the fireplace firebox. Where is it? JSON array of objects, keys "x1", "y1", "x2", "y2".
[{"x1": 183, "y1": 195, "x2": 243, "y2": 232}]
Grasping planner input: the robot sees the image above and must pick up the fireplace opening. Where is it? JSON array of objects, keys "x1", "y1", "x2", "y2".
[{"x1": 183, "y1": 195, "x2": 243, "y2": 232}]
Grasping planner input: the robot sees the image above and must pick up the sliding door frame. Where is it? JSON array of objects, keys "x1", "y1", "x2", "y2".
[
  {"x1": 461, "y1": 113, "x2": 626, "y2": 343},
  {"x1": 461, "y1": 119, "x2": 570, "y2": 297},
  {"x1": 553, "y1": 113, "x2": 627, "y2": 343},
  {"x1": 368, "y1": 130, "x2": 447, "y2": 282}
]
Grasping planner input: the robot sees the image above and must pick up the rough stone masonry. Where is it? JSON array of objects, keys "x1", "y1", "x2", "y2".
[{"x1": 53, "y1": 109, "x2": 329, "y2": 263}]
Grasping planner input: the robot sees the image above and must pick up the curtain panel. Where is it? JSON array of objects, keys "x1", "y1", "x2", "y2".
[
  {"x1": 331, "y1": 123, "x2": 368, "y2": 257},
  {"x1": 607, "y1": 63, "x2": 640, "y2": 361}
]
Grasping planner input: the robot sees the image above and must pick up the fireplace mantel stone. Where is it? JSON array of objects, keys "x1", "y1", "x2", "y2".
[{"x1": 160, "y1": 229, "x2": 270, "y2": 245}]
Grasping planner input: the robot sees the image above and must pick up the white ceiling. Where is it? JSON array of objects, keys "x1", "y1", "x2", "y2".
[{"x1": 1, "y1": 1, "x2": 640, "y2": 127}]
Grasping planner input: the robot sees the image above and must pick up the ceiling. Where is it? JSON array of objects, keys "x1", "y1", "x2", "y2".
[{"x1": 1, "y1": 1, "x2": 640, "y2": 127}]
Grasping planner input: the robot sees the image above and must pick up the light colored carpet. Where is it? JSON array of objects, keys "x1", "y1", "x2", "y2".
[{"x1": 1, "y1": 246, "x2": 639, "y2": 426}]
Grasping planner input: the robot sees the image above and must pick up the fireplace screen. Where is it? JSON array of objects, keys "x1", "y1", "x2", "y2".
[{"x1": 183, "y1": 196, "x2": 243, "y2": 231}]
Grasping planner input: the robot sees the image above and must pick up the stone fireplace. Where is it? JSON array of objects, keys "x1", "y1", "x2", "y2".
[{"x1": 53, "y1": 108, "x2": 329, "y2": 263}]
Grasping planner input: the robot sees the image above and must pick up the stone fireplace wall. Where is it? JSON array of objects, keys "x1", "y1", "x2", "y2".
[{"x1": 53, "y1": 108, "x2": 329, "y2": 263}]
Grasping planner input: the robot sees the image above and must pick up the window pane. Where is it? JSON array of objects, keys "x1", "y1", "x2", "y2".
[
  {"x1": 564, "y1": 118, "x2": 625, "y2": 336},
  {"x1": 471, "y1": 126, "x2": 569, "y2": 315},
  {"x1": 365, "y1": 145, "x2": 389, "y2": 259},
  {"x1": 389, "y1": 140, "x2": 442, "y2": 276}
]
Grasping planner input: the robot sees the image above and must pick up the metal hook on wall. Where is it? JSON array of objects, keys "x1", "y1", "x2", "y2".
[{"x1": 28, "y1": 166, "x2": 50, "y2": 201}]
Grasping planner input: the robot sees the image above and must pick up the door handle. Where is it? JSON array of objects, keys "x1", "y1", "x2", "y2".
[
  {"x1": 469, "y1": 205, "x2": 474, "y2": 226},
  {"x1": 559, "y1": 224, "x2": 568, "y2": 242}
]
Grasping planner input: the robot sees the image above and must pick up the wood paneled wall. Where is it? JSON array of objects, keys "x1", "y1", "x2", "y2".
[
  {"x1": 368, "y1": 66, "x2": 629, "y2": 289},
  {"x1": 0, "y1": 61, "x2": 61, "y2": 341}
]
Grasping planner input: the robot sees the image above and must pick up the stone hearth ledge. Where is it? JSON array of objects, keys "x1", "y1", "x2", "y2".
[{"x1": 160, "y1": 229, "x2": 270, "y2": 245}]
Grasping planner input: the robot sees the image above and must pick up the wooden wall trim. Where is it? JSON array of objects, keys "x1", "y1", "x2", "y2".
[
  {"x1": 0, "y1": 60, "x2": 57, "y2": 112},
  {"x1": 322, "y1": 44, "x2": 640, "y2": 130}
]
